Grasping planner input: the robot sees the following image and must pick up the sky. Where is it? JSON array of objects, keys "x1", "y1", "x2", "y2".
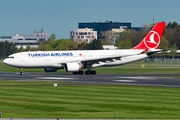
[{"x1": 0, "y1": 0, "x2": 180, "y2": 39}]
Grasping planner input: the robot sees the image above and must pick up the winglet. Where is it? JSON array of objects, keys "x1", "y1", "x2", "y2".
[{"x1": 132, "y1": 21, "x2": 166, "y2": 49}]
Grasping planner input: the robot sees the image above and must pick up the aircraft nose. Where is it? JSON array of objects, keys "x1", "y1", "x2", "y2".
[
  {"x1": 3, "y1": 59, "x2": 8, "y2": 65},
  {"x1": 3, "y1": 58, "x2": 18, "y2": 67},
  {"x1": 3, "y1": 58, "x2": 12, "y2": 66}
]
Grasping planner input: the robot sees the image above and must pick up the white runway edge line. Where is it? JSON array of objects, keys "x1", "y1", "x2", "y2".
[
  {"x1": 115, "y1": 76, "x2": 157, "y2": 80},
  {"x1": 113, "y1": 80, "x2": 136, "y2": 82},
  {"x1": 36, "y1": 77, "x2": 75, "y2": 80}
]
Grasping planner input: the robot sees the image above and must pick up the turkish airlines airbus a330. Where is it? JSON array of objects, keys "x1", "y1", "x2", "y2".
[{"x1": 3, "y1": 21, "x2": 166, "y2": 75}]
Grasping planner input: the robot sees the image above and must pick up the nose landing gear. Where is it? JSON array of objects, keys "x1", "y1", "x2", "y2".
[{"x1": 20, "y1": 68, "x2": 24, "y2": 75}]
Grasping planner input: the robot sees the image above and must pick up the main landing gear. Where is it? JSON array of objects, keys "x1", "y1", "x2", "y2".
[{"x1": 72, "y1": 70, "x2": 96, "y2": 75}]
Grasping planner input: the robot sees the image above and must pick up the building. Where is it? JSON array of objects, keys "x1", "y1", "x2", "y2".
[
  {"x1": 0, "y1": 32, "x2": 50, "y2": 48},
  {"x1": 70, "y1": 28, "x2": 97, "y2": 43},
  {"x1": 78, "y1": 21, "x2": 131, "y2": 39},
  {"x1": 78, "y1": 21, "x2": 142, "y2": 39}
]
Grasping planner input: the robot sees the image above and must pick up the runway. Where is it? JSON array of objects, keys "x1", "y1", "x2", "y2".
[{"x1": 0, "y1": 72, "x2": 180, "y2": 87}]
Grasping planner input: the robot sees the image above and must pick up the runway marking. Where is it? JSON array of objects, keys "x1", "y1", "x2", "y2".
[
  {"x1": 113, "y1": 80, "x2": 136, "y2": 82},
  {"x1": 36, "y1": 77, "x2": 75, "y2": 80},
  {"x1": 116, "y1": 76, "x2": 157, "y2": 80}
]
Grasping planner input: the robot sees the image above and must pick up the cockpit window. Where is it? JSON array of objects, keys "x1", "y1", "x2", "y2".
[{"x1": 8, "y1": 56, "x2": 14, "y2": 59}]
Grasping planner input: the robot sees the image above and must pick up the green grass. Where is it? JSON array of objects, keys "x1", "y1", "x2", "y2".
[{"x1": 0, "y1": 80, "x2": 180, "y2": 119}]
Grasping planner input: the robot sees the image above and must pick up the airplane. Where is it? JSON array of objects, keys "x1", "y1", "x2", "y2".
[{"x1": 3, "y1": 21, "x2": 166, "y2": 75}]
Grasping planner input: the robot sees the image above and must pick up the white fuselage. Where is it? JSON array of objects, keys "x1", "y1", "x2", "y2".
[{"x1": 3, "y1": 49, "x2": 145, "y2": 68}]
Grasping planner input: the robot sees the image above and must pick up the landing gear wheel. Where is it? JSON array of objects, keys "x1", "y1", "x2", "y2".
[
  {"x1": 72, "y1": 70, "x2": 84, "y2": 75},
  {"x1": 90, "y1": 70, "x2": 96, "y2": 75},
  {"x1": 73, "y1": 72, "x2": 78, "y2": 75},
  {"x1": 85, "y1": 70, "x2": 96, "y2": 75},
  {"x1": 85, "y1": 70, "x2": 91, "y2": 75},
  {"x1": 20, "y1": 72, "x2": 24, "y2": 75},
  {"x1": 78, "y1": 70, "x2": 84, "y2": 75}
]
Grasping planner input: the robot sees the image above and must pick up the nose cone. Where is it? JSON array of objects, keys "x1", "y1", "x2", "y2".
[
  {"x1": 3, "y1": 58, "x2": 21, "y2": 68},
  {"x1": 3, "y1": 59, "x2": 9, "y2": 65},
  {"x1": 3, "y1": 58, "x2": 14, "y2": 66}
]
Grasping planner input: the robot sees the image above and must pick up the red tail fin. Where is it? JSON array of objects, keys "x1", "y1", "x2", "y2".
[{"x1": 132, "y1": 21, "x2": 166, "y2": 49}]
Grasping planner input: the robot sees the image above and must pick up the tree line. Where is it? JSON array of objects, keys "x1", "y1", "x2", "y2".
[
  {"x1": 114, "y1": 21, "x2": 180, "y2": 50},
  {"x1": 0, "y1": 39, "x2": 103, "y2": 59},
  {"x1": 0, "y1": 21, "x2": 180, "y2": 59},
  {"x1": 0, "y1": 41, "x2": 17, "y2": 59}
]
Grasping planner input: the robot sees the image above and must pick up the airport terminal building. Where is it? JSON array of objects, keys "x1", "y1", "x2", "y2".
[
  {"x1": 0, "y1": 32, "x2": 50, "y2": 48},
  {"x1": 78, "y1": 21, "x2": 142, "y2": 39},
  {"x1": 71, "y1": 21, "x2": 143, "y2": 43}
]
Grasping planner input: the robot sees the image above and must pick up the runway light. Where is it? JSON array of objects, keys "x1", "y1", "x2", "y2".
[
  {"x1": 54, "y1": 83, "x2": 57, "y2": 87},
  {"x1": 141, "y1": 64, "x2": 145, "y2": 68}
]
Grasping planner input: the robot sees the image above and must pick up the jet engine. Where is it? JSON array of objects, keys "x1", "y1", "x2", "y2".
[
  {"x1": 44, "y1": 68, "x2": 59, "y2": 72},
  {"x1": 64, "y1": 62, "x2": 83, "y2": 72}
]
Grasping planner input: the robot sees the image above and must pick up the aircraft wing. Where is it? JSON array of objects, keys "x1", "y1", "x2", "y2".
[
  {"x1": 146, "y1": 49, "x2": 163, "y2": 56},
  {"x1": 81, "y1": 56, "x2": 122, "y2": 65},
  {"x1": 80, "y1": 49, "x2": 162, "y2": 65}
]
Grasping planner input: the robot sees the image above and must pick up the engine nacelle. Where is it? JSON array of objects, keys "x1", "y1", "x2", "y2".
[
  {"x1": 64, "y1": 63, "x2": 83, "y2": 72},
  {"x1": 44, "y1": 68, "x2": 59, "y2": 72}
]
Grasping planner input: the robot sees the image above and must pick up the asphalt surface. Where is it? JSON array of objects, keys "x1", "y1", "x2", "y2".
[{"x1": 1, "y1": 72, "x2": 180, "y2": 87}]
